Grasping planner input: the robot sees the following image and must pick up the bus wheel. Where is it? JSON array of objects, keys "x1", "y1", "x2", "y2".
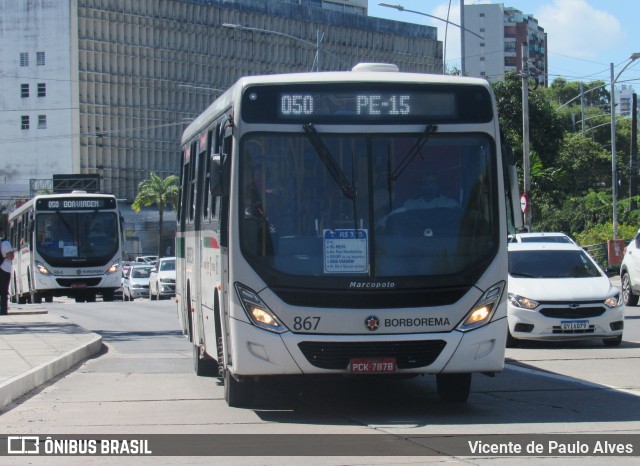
[
  {"x1": 86, "y1": 294, "x2": 97, "y2": 303},
  {"x1": 224, "y1": 369, "x2": 254, "y2": 408},
  {"x1": 102, "y1": 290, "x2": 114, "y2": 302},
  {"x1": 75, "y1": 296, "x2": 86, "y2": 303},
  {"x1": 30, "y1": 291, "x2": 43, "y2": 305},
  {"x1": 436, "y1": 373, "x2": 471, "y2": 403},
  {"x1": 193, "y1": 344, "x2": 217, "y2": 376},
  {"x1": 45, "y1": 296, "x2": 53, "y2": 303}
]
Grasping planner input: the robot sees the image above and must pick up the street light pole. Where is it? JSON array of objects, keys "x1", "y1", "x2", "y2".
[
  {"x1": 460, "y1": 0, "x2": 465, "y2": 76},
  {"x1": 379, "y1": 3, "x2": 483, "y2": 74},
  {"x1": 223, "y1": 23, "x2": 325, "y2": 72}
]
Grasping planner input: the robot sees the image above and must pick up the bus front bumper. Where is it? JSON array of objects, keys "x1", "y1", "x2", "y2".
[{"x1": 227, "y1": 317, "x2": 507, "y2": 376}]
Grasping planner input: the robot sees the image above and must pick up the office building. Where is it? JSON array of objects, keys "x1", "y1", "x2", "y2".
[{"x1": 0, "y1": 0, "x2": 441, "y2": 203}]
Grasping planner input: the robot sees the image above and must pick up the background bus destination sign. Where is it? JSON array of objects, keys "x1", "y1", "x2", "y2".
[
  {"x1": 241, "y1": 84, "x2": 493, "y2": 123},
  {"x1": 36, "y1": 198, "x2": 115, "y2": 210}
]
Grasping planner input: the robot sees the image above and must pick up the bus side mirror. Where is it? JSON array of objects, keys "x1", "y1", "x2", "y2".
[{"x1": 210, "y1": 154, "x2": 223, "y2": 197}]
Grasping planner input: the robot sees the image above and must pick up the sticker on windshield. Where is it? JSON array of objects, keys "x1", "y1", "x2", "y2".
[{"x1": 323, "y1": 229, "x2": 368, "y2": 273}]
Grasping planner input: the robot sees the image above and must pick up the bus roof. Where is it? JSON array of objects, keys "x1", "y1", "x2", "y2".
[{"x1": 180, "y1": 67, "x2": 492, "y2": 145}]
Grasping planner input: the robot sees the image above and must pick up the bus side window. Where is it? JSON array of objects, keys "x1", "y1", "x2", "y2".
[
  {"x1": 188, "y1": 141, "x2": 198, "y2": 223},
  {"x1": 177, "y1": 148, "x2": 188, "y2": 228}
]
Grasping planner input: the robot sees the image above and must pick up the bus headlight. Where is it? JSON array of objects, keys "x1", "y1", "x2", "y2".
[
  {"x1": 457, "y1": 281, "x2": 505, "y2": 332},
  {"x1": 107, "y1": 262, "x2": 120, "y2": 274},
  {"x1": 35, "y1": 261, "x2": 51, "y2": 275},
  {"x1": 235, "y1": 283, "x2": 287, "y2": 334}
]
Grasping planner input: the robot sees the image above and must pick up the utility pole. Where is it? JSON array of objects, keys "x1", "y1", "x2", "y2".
[
  {"x1": 521, "y1": 42, "x2": 531, "y2": 230},
  {"x1": 580, "y1": 82, "x2": 586, "y2": 137},
  {"x1": 631, "y1": 93, "x2": 638, "y2": 211}
]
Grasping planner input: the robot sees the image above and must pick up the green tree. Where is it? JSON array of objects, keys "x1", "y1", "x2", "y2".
[
  {"x1": 493, "y1": 72, "x2": 564, "y2": 167},
  {"x1": 131, "y1": 172, "x2": 179, "y2": 258}
]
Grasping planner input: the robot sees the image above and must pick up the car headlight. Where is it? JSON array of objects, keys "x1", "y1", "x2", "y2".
[
  {"x1": 235, "y1": 282, "x2": 287, "y2": 334},
  {"x1": 604, "y1": 294, "x2": 622, "y2": 308},
  {"x1": 35, "y1": 261, "x2": 51, "y2": 275},
  {"x1": 508, "y1": 293, "x2": 539, "y2": 310},
  {"x1": 457, "y1": 281, "x2": 505, "y2": 332}
]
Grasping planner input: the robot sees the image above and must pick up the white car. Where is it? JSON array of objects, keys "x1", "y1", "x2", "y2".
[
  {"x1": 620, "y1": 229, "x2": 640, "y2": 305},
  {"x1": 507, "y1": 242, "x2": 623, "y2": 347},
  {"x1": 508, "y1": 232, "x2": 576, "y2": 244},
  {"x1": 149, "y1": 257, "x2": 176, "y2": 300},
  {"x1": 122, "y1": 265, "x2": 153, "y2": 301}
]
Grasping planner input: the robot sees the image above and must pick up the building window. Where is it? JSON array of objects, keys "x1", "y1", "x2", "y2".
[
  {"x1": 480, "y1": 57, "x2": 485, "y2": 61},
  {"x1": 38, "y1": 115, "x2": 47, "y2": 129},
  {"x1": 480, "y1": 28, "x2": 485, "y2": 32},
  {"x1": 37, "y1": 51, "x2": 45, "y2": 66},
  {"x1": 21, "y1": 84, "x2": 29, "y2": 98},
  {"x1": 21, "y1": 115, "x2": 30, "y2": 130},
  {"x1": 20, "y1": 52, "x2": 28, "y2": 66},
  {"x1": 480, "y1": 13, "x2": 485, "y2": 17},
  {"x1": 37, "y1": 83, "x2": 46, "y2": 97}
]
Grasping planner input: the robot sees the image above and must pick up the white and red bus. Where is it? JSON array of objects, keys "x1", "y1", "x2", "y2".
[
  {"x1": 8, "y1": 192, "x2": 123, "y2": 303},
  {"x1": 176, "y1": 63, "x2": 521, "y2": 407}
]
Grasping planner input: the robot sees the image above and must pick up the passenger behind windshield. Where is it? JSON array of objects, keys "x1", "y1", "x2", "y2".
[{"x1": 392, "y1": 171, "x2": 458, "y2": 213}]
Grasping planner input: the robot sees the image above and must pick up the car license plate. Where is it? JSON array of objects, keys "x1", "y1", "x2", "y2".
[
  {"x1": 561, "y1": 320, "x2": 588, "y2": 331},
  {"x1": 349, "y1": 358, "x2": 396, "y2": 374},
  {"x1": 71, "y1": 283, "x2": 87, "y2": 288}
]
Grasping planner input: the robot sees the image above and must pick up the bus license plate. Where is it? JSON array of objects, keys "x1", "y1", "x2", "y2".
[
  {"x1": 349, "y1": 358, "x2": 396, "y2": 374},
  {"x1": 561, "y1": 320, "x2": 588, "y2": 331},
  {"x1": 71, "y1": 283, "x2": 87, "y2": 288}
]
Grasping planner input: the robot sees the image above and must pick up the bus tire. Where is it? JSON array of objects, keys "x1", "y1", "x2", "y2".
[
  {"x1": 224, "y1": 369, "x2": 254, "y2": 408},
  {"x1": 436, "y1": 373, "x2": 471, "y2": 403},
  {"x1": 45, "y1": 296, "x2": 53, "y2": 303},
  {"x1": 193, "y1": 344, "x2": 217, "y2": 376},
  {"x1": 30, "y1": 291, "x2": 42, "y2": 305},
  {"x1": 102, "y1": 290, "x2": 115, "y2": 302},
  {"x1": 75, "y1": 296, "x2": 85, "y2": 303}
]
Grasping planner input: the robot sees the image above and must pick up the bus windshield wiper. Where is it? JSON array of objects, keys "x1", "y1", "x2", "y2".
[
  {"x1": 389, "y1": 124, "x2": 438, "y2": 182},
  {"x1": 303, "y1": 123, "x2": 357, "y2": 199}
]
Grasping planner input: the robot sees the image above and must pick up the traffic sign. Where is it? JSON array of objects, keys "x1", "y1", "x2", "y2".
[{"x1": 520, "y1": 194, "x2": 528, "y2": 213}]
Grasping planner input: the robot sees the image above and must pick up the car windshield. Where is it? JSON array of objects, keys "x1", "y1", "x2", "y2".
[
  {"x1": 509, "y1": 250, "x2": 601, "y2": 278},
  {"x1": 132, "y1": 268, "x2": 152, "y2": 278},
  {"x1": 240, "y1": 132, "x2": 498, "y2": 284},
  {"x1": 519, "y1": 236, "x2": 572, "y2": 243},
  {"x1": 160, "y1": 260, "x2": 175, "y2": 271}
]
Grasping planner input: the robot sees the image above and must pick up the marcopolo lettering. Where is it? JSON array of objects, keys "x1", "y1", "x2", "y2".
[
  {"x1": 384, "y1": 317, "x2": 451, "y2": 327},
  {"x1": 349, "y1": 281, "x2": 396, "y2": 289}
]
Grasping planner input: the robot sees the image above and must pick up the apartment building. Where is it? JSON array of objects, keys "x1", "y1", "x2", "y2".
[{"x1": 464, "y1": 3, "x2": 548, "y2": 86}]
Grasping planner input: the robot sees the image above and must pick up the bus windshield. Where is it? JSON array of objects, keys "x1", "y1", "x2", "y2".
[
  {"x1": 35, "y1": 212, "x2": 119, "y2": 265},
  {"x1": 240, "y1": 131, "x2": 498, "y2": 283}
]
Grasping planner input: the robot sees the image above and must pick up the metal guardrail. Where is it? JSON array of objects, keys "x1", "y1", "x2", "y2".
[{"x1": 583, "y1": 242, "x2": 609, "y2": 268}]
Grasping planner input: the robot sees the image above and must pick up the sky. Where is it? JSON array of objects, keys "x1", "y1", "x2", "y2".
[{"x1": 368, "y1": 0, "x2": 640, "y2": 86}]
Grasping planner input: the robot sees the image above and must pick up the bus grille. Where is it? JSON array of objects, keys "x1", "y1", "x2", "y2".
[
  {"x1": 56, "y1": 278, "x2": 102, "y2": 288},
  {"x1": 298, "y1": 340, "x2": 447, "y2": 370}
]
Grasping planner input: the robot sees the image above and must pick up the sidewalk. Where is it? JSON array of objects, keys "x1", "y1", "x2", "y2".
[{"x1": 0, "y1": 306, "x2": 102, "y2": 411}]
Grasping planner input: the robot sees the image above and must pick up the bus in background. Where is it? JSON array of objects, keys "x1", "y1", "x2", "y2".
[
  {"x1": 8, "y1": 192, "x2": 123, "y2": 303},
  {"x1": 176, "y1": 63, "x2": 522, "y2": 407}
]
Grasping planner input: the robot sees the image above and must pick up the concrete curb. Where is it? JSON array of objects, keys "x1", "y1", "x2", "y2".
[{"x1": 0, "y1": 333, "x2": 103, "y2": 410}]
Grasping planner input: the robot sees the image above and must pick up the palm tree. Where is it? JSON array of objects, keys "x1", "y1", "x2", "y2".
[{"x1": 131, "y1": 172, "x2": 179, "y2": 258}]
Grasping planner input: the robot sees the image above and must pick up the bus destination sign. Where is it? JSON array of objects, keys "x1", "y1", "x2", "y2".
[{"x1": 241, "y1": 83, "x2": 493, "y2": 124}]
